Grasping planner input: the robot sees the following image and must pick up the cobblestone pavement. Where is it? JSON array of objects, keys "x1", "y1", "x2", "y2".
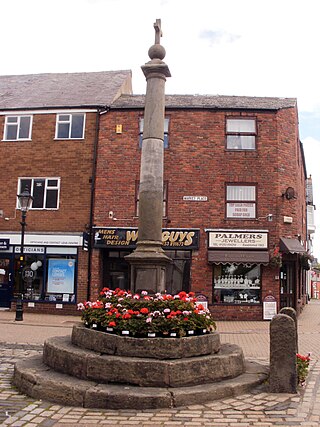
[{"x1": 1, "y1": 301, "x2": 320, "y2": 426}]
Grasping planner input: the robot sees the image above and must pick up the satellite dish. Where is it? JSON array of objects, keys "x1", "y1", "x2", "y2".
[{"x1": 284, "y1": 187, "x2": 296, "y2": 200}]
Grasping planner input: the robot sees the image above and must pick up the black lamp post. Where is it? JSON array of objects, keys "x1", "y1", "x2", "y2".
[{"x1": 15, "y1": 187, "x2": 33, "y2": 321}]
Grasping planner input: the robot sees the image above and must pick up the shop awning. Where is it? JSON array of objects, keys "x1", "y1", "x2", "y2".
[
  {"x1": 208, "y1": 250, "x2": 269, "y2": 264},
  {"x1": 280, "y1": 237, "x2": 306, "y2": 254}
]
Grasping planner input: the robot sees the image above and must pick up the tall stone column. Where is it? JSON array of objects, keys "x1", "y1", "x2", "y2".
[{"x1": 125, "y1": 19, "x2": 171, "y2": 294}]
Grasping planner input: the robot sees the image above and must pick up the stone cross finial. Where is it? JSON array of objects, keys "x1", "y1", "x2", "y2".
[{"x1": 154, "y1": 19, "x2": 162, "y2": 44}]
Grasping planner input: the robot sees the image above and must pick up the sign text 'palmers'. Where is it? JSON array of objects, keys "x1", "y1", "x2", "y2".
[
  {"x1": 94, "y1": 228, "x2": 200, "y2": 250},
  {"x1": 208, "y1": 231, "x2": 268, "y2": 249}
]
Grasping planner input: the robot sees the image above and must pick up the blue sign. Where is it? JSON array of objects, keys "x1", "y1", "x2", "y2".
[{"x1": 47, "y1": 259, "x2": 75, "y2": 294}]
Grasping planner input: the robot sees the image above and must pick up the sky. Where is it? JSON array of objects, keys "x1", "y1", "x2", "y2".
[{"x1": 2, "y1": 0, "x2": 320, "y2": 258}]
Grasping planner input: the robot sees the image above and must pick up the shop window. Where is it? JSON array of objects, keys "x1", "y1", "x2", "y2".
[
  {"x1": 213, "y1": 263, "x2": 261, "y2": 304},
  {"x1": 13, "y1": 252, "x2": 76, "y2": 303},
  {"x1": 104, "y1": 250, "x2": 131, "y2": 290},
  {"x1": 139, "y1": 117, "x2": 169, "y2": 148},
  {"x1": 55, "y1": 113, "x2": 85, "y2": 139},
  {"x1": 226, "y1": 184, "x2": 256, "y2": 219},
  {"x1": 4, "y1": 115, "x2": 32, "y2": 140},
  {"x1": 18, "y1": 178, "x2": 60, "y2": 210},
  {"x1": 226, "y1": 118, "x2": 256, "y2": 150},
  {"x1": 135, "y1": 180, "x2": 168, "y2": 217},
  {"x1": 165, "y1": 250, "x2": 191, "y2": 295}
]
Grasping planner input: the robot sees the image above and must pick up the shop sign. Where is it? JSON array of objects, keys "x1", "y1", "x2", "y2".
[
  {"x1": 93, "y1": 227, "x2": 200, "y2": 250},
  {"x1": 207, "y1": 230, "x2": 268, "y2": 249},
  {"x1": 0, "y1": 239, "x2": 9, "y2": 250},
  {"x1": 15, "y1": 246, "x2": 45, "y2": 254},
  {"x1": 263, "y1": 295, "x2": 277, "y2": 320}
]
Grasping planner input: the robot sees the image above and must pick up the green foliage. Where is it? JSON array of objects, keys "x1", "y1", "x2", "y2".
[{"x1": 297, "y1": 353, "x2": 311, "y2": 386}]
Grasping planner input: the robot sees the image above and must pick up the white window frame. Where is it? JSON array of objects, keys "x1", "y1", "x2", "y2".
[
  {"x1": 139, "y1": 117, "x2": 169, "y2": 148},
  {"x1": 226, "y1": 118, "x2": 256, "y2": 150},
  {"x1": 3, "y1": 115, "x2": 33, "y2": 141},
  {"x1": 55, "y1": 113, "x2": 86, "y2": 139},
  {"x1": 226, "y1": 184, "x2": 256, "y2": 219},
  {"x1": 17, "y1": 177, "x2": 61, "y2": 210}
]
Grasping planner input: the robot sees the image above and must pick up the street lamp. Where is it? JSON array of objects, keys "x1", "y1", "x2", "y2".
[{"x1": 15, "y1": 187, "x2": 33, "y2": 321}]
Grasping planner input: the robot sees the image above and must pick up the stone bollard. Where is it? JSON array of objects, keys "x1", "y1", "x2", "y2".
[
  {"x1": 279, "y1": 307, "x2": 298, "y2": 351},
  {"x1": 269, "y1": 314, "x2": 297, "y2": 393}
]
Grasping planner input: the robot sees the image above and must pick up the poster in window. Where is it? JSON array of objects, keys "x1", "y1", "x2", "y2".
[{"x1": 47, "y1": 259, "x2": 75, "y2": 294}]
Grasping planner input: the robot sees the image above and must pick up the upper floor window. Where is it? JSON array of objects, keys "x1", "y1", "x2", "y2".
[
  {"x1": 226, "y1": 184, "x2": 256, "y2": 219},
  {"x1": 226, "y1": 118, "x2": 256, "y2": 150},
  {"x1": 135, "y1": 180, "x2": 168, "y2": 217},
  {"x1": 55, "y1": 114, "x2": 85, "y2": 139},
  {"x1": 139, "y1": 117, "x2": 169, "y2": 148},
  {"x1": 4, "y1": 115, "x2": 32, "y2": 141},
  {"x1": 18, "y1": 178, "x2": 60, "y2": 210}
]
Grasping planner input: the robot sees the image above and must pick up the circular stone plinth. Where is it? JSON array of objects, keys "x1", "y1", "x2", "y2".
[
  {"x1": 71, "y1": 324, "x2": 221, "y2": 359},
  {"x1": 43, "y1": 336, "x2": 245, "y2": 387}
]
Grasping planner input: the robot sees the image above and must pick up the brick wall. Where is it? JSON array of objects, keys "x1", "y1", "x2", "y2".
[{"x1": 92, "y1": 106, "x2": 306, "y2": 320}]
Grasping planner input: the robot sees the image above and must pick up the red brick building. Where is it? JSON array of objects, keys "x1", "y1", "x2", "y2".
[
  {"x1": 0, "y1": 71, "x2": 132, "y2": 313},
  {"x1": 91, "y1": 94, "x2": 308, "y2": 320},
  {"x1": 0, "y1": 73, "x2": 309, "y2": 320}
]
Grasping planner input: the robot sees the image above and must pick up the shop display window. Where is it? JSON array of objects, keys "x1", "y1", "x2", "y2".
[
  {"x1": 213, "y1": 263, "x2": 261, "y2": 304},
  {"x1": 13, "y1": 252, "x2": 76, "y2": 303}
]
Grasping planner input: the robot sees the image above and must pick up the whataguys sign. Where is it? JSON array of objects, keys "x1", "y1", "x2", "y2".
[{"x1": 93, "y1": 227, "x2": 200, "y2": 250}]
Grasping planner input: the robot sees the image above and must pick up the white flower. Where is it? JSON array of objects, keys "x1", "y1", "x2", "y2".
[
  {"x1": 105, "y1": 302, "x2": 112, "y2": 309},
  {"x1": 163, "y1": 308, "x2": 170, "y2": 313},
  {"x1": 182, "y1": 310, "x2": 190, "y2": 316},
  {"x1": 146, "y1": 317, "x2": 152, "y2": 323},
  {"x1": 77, "y1": 303, "x2": 85, "y2": 310},
  {"x1": 141, "y1": 290, "x2": 148, "y2": 296}
]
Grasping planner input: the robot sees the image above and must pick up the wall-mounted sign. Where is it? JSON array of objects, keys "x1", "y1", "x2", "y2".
[
  {"x1": 207, "y1": 230, "x2": 268, "y2": 250},
  {"x1": 1, "y1": 233, "x2": 83, "y2": 247},
  {"x1": 93, "y1": 228, "x2": 200, "y2": 250},
  {"x1": 0, "y1": 239, "x2": 9, "y2": 250},
  {"x1": 183, "y1": 196, "x2": 208, "y2": 201}
]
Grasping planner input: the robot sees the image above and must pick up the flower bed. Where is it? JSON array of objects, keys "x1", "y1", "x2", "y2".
[{"x1": 77, "y1": 288, "x2": 216, "y2": 338}]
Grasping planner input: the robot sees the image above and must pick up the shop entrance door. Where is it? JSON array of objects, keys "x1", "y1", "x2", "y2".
[
  {"x1": 0, "y1": 256, "x2": 13, "y2": 308},
  {"x1": 280, "y1": 263, "x2": 296, "y2": 310}
]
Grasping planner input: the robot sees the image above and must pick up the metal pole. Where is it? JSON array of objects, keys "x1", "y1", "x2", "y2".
[{"x1": 15, "y1": 210, "x2": 26, "y2": 321}]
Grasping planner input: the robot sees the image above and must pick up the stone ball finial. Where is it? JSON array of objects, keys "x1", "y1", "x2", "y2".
[{"x1": 148, "y1": 44, "x2": 166, "y2": 60}]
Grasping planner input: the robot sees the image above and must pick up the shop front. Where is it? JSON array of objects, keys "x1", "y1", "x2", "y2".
[
  {"x1": 93, "y1": 227, "x2": 200, "y2": 295},
  {"x1": 0, "y1": 232, "x2": 83, "y2": 310},
  {"x1": 206, "y1": 229, "x2": 270, "y2": 320}
]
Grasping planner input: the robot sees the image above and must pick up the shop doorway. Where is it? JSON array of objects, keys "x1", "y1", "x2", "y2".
[
  {"x1": 0, "y1": 256, "x2": 13, "y2": 308},
  {"x1": 280, "y1": 262, "x2": 296, "y2": 310}
]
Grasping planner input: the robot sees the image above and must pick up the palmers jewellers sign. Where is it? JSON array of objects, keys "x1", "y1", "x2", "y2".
[
  {"x1": 93, "y1": 227, "x2": 200, "y2": 250},
  {"x1": 207, "y1": 230, "x2": 268, "y2": 249}
]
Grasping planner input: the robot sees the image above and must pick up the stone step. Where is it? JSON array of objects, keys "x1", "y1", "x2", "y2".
[
  {"x1": 43, "y1": 336, "x2": 245, "y2": 387},
  {"x1": 71, "y1": 324, "x2": 221, "y2": 358},
  {"x1": 13, "y1": 356, "x2": 268, "y2": 409}
]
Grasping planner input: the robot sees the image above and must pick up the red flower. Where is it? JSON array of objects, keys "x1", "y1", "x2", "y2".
[
  {"x1": 140, "y1": 307, "x2": 149, "y2": 314},
  {"x1": 108, "y1": 321, "x2": 116, "y2": 327},
  {"x1": 189, "y1": 292, "x2": 195, "y2": 297},
  {"x1": 122, "y1": 313, "x2": 131, "y2": 319},
  {"x1": 178, "y1": 291, "x2": 187, "y2": 299}
]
